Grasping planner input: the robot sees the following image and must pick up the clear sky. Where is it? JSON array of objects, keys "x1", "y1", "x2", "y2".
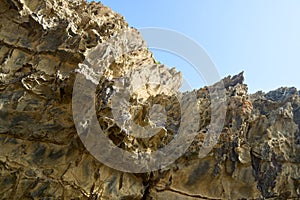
[{"x1": 96, "y1": 0, "x2": 300, "y2": 93}]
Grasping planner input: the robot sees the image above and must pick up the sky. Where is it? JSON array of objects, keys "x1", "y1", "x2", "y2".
[{"x1": 96, "y1": 0, "x2": 300, "y2": 93}]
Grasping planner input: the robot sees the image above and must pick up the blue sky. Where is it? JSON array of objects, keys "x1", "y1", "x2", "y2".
[{"x1": 97, "y1": 0, "x2": 300, "y2": 93}]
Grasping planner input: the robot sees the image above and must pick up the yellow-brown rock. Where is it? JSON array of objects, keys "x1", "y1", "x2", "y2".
[{"x1": 0, "y1": 0, "x2": 299, "y2": 199}]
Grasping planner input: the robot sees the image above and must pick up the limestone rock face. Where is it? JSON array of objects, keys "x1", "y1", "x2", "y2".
[
  {"x1": 0, "y1": 0, "x2": 299, "y2": 199},
  {"x1": 148, "y1": 83, "x2": 300, "y2": 200}
]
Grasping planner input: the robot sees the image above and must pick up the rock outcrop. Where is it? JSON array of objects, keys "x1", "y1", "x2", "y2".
[{"x1": 0, "y1": 0, "x2": 299, "y2": 199}]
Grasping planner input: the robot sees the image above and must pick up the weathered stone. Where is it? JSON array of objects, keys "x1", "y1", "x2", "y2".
[{"x1": 0, "y1": 0, "x2": 299, "y2": 199}]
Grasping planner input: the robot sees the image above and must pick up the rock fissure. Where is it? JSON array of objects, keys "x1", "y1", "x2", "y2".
[
  {"x1": 0, "y1": 0, "x2": 300, "y2": 199},
  {"x1": 156, "y1": 187, "x2": 223, "y2": 200}
]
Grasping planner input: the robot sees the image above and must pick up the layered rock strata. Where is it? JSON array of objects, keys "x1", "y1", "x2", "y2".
[{"x1": 0, "y1": 0, "x2": 299, "y2": 199}]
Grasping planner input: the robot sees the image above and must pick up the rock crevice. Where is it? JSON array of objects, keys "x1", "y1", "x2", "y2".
[{"x1": 0, "y1": 0, "x2": 299, "y2": 199}]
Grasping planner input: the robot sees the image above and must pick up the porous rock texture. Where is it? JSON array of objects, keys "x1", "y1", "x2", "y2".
[{"x1": 0, "y1": 0, "x2": 299, "y2": 199}]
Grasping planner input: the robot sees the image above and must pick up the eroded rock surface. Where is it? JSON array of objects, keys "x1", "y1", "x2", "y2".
[{"x1": 0, "y1": 0, "x2": 299, "y2": 199}]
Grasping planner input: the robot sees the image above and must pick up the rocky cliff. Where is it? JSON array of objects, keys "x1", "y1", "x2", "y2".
[{"x1": 0, "y1": 0, "x2": 299, "y2": 199}]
